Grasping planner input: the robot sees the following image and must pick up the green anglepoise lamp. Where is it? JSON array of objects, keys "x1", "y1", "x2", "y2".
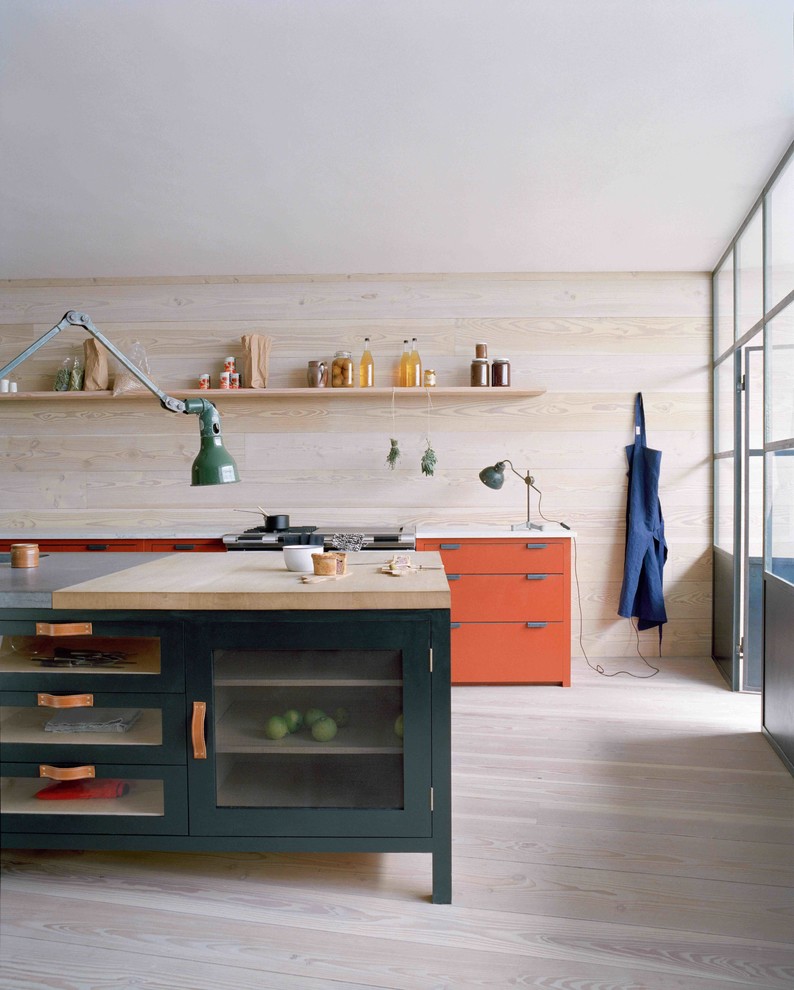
[
  {"x1": 0, "y1": 311, "x2": 240, "y2": 486},
  {"x1": 479, "y1": 459, "x2": 541, "y2": 530}
]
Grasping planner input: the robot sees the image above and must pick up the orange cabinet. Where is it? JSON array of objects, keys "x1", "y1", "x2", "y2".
[
  {"x1": 417, "y1": 537, "x2": 571, "y2": 686},
  {"x1": 0, "y1": 539, "x2": 225, "y2": 553}
]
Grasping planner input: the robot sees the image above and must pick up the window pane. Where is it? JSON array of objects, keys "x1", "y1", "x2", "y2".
[
  {"x1": 766, "y1": 306, "x2": 794, "y2": 444},
  {"x1": 714, "y1": 253, "x2": 734, "y2": 358},
  {"x1": 715, "y1": 358, "x2": 735, "y2": 453},
  {"x1": 767, "y1": 156, "x2": 794, "y2": 310},
  {"x1": 715, "y1": 456, "x2": 735, "y2": 552},
  {"x1": 736, "y1": 209, "x2": 764, "y2": 336},
  {"x1": 765, "y1": 449, "x2": 794, "y2": 586}
]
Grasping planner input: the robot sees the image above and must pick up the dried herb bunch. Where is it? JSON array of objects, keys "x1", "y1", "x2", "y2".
[
  {"x1": 386, "y1": 438, "x2": 401, "y2": 470},
  {"x1": 420, "y1": 440, "x2": 437, "y2": 476}
]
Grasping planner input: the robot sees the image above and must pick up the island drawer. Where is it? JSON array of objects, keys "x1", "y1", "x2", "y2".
[
  {"x1": 0, "y1": 618, "x2": 184, "y2": 693},
  {"x1": 0, "y1": 761, "x2": 188, "y2": 834}
]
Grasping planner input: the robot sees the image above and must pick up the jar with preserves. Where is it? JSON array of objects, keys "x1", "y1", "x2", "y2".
[
  {"x1": 491, "y1": 358, "x2": 511, "y2": 387},
  {"x1": 331, "y1": 350, "x2": 354, "y2": 387},
  {"x1": 470, "y1": 358, "x2": 489, "y2": 387}
]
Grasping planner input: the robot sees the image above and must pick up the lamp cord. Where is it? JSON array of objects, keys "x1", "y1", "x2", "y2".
[{"x1": 533, "y1": 489, "x2": 660, "y2": 679}]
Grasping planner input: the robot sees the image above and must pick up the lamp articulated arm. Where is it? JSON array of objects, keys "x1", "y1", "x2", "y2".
[{"x1": 0, "y1": 311, "x2": 240, "y2": 486}]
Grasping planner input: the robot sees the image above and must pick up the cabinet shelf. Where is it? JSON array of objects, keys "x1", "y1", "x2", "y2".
[
  {"x1": 213, "y1": 649, "x2": 402, "y2": 687},
  {"x1": 0, "y1": 386, "x2": 545, "y2": 401}
]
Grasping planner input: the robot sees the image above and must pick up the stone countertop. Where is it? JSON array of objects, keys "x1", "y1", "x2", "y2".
[
  {"x1": 415, "y1": 524, "x2": 574, "y2": 538},
  {"x1": 0, "y1": 551, "x2": 450, "y2": 612}
]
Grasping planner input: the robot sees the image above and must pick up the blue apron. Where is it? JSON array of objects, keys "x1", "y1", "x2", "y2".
[{"x1": 618, "y1": 393, "x2": 668, "y2": 640}]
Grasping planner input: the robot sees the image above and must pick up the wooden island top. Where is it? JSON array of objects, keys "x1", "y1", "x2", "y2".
[{"x1": 0, "y1": 551, "x2": 450, "y2": 612}]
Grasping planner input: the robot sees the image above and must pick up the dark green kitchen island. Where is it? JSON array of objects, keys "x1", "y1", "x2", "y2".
[{"x1": 0, "y1": 551, "x2": 452, "y2": 902}]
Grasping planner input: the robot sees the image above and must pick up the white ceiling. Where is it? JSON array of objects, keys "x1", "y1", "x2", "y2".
[{"x1": 1, "y1": 0, "x2": 793, "y2": 278}]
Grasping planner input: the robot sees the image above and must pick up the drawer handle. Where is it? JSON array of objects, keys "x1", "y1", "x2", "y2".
[
  {"x1": 38, "y1": 693, "x2": 94, "y2": 708},
  {"x1": 446, "y1": 574, "x2": 461, "y2": 582},
  {"x1": 35, "y1": 622, "x2": 93, "y2": 637},
  {"x1": 526, "y1": 543, "x2": 548, "y2": 549},
  {"x1": 39, "y1": 764, "x2": 96, "y2": 781},
  {"x1": 440, "y1": 543, "x2": 461, "y2": 550},
  {"x1": 450, "y1": 622, "x2": 462, "y2": 629},
  {"x1": 87, "y1": 544, "x2": 109, "y2": 551},
  {"x1": 173, "y1": 544, "x2": 195, "y2": 550},
  {"x1": 192, "y1": 701, "x2": 207, "y2": 760},
  {"x1": 526, "y1": 574, "x2": 548, "y2": 580},
  {"x1": 526, "y1": 622, "x2": 548, "y2": 628}
]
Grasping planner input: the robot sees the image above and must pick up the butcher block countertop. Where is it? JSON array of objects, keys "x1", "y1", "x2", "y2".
[{"x1": 0, "y1": 551, "x2": 450, "y2": 611}]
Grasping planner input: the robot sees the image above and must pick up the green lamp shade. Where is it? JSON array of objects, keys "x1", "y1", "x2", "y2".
[
  {"x1": 192, "y1": 438, "x2": 240, "y2": 486},
  {"x1": 185, "y1": 397, "x2": 240, "y2": 486},
  {"x1": 479, "y1": 462, "x2": 506, "y2": 489}
]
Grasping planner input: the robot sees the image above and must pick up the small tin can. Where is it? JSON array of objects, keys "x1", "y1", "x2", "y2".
[
  {"x1": 224, "y1": 356, "x2": 236, "y2": 373},
  {"x1": 219, "y1": 371, "x2": 231, "y2": 389},
  {"x1": 423, "y1": 369, "x2": 437, "y2": 387},
  {"x1": 10, "y1": 543, "x2": 39, "y2": 568},
  {"x1": 491, "y1": 358, "x2": 511, "y2": 387},
  {"x1": 198, "y1": 373, "x2": 211, "y2": 390},
  {"x1": 230, "y1": 372, "x2": 240, "y2": 389}
]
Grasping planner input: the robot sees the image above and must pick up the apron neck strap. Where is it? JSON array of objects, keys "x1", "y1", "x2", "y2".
[{"x1": 634, "y1": 393, "x2": 647, "y2": 446}]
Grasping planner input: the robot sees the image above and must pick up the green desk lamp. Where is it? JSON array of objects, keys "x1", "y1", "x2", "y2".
[
  {"x1": 0, "y1": 310, "x2": 240, "y2": 486},
  {"x1": 479, "y1": 459, "x2": 541, "y2": 530}
]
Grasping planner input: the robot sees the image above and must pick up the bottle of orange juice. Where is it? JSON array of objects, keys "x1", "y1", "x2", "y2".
[
  {"x1": 408, "y1": 338, "x2": 422, "y2": 387},
  {"x1": 399, "y1": 339, "x2": 411, "y2": 386},
  {"x1": 359, "y1": 337, "x2": 374, "y2": 387}
]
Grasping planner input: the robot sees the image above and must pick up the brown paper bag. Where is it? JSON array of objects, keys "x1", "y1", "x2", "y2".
[
  {"x1": 241, "y1": 333, "x2": 272, "y2": 389},
  {"x1": 83, "y1": 339, "x2": 110, "y2": 390}
]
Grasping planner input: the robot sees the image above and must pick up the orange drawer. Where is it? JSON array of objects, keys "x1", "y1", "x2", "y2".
[
  {"x1": 419, "y1": 539, "x2": 563, "y2": 574},
  {"x1": 451, "y1": 622, "x2": 569, "y2": 684},
  {"x1": 148, "y1": 539, "x2": 225, "y2": 552},
  {"x1": 448, "y1": 573, "x2": 563, "y2": 621}
]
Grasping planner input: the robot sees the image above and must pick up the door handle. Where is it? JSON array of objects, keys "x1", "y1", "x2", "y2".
[
  {"x1": 526, "y1": 622, "x2": 548, "y2": 628},
  {"x1": 35, "y1": 622, "x2": 92, "y2": 636},
  {"x1": 39, "y1": 764, "x2": 96, "y2": 781},
  {"x1": 439, "y1": 543, "x2": 461, "y2": 550},
  {"x1": 38, "y1": 693, "x2": 94, "y2": 708},
  {"x1": 450, "y1": 622, "x2": 462, "y2": 629},
  {"x1": 525, "y1": 574, "x2": 548, "y2": 580},
  {"x1": 446, "y1": 574, "x2": 461, "y2": 581},
  {"x1": 191, "y1": 701, "x2": 207, "y2": 759}
]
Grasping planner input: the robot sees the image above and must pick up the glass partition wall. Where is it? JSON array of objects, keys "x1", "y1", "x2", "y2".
[{"x1": 712, "y1": 141, "x2": 794, "y2": 770}]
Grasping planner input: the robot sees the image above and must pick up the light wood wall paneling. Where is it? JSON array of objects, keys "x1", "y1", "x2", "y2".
[{"x1": 0, "y1": 272, "x2": 712, "y2": 659}]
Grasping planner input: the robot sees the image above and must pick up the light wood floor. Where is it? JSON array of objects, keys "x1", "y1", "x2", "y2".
[{"x1": 2, "y1": 657, "x2": 793, "y2": 990}]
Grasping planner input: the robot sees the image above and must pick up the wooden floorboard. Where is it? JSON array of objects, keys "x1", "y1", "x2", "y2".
[{"x1": 2, "y1": 657, "x2": 793, "y2": 990}]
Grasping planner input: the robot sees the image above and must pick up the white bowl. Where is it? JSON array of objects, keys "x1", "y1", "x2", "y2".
[{"x1": 282, "y1": 545, "x2": 323, "y2": 572}]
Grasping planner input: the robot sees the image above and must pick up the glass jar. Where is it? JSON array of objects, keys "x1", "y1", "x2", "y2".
[
  {"x1": 423, "y1": 369, "x2": 437, "y2": 387},
  {"x1": 491, "y1": 358, "x2": 511, "y2": 387},
  {"x1": 331, "y1": 350, "x2": 354, "y2": 387},
  {"x1": 470, "y1": 358, "x2": 489, "y2": 387}
]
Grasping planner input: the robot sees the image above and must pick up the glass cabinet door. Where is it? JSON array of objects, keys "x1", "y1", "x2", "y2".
[{"x1": 186, "y1": 615, "x2": 433, "y2": 838}]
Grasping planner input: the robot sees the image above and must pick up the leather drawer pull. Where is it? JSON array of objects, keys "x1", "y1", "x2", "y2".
[
  {"x1": 526, "y1": 622, "x2": 548, "y2": 628},
  {"x1": 35, "y1": 622, "x2": 93, "y2": 637},
  {"x1": 38, "y1": 693, "x2": 94, "y2": 708},
  {"x1": 446, "y1": 574, "x2": 461, "y2": 581},
  {"x1": 439, "y1": 543, "x2": 461, "y2": 550},
  {"x1": 39, "y1": 764, "x2": 96, "y2": 781},
  {"x1": 525, "y1": 543, "x2": 548, "y2": 549},
  {"x1": 192, "y1": 701, "x2": 207, "y2": 760},
  {"x1": 525, "y1": 574, "x2": 548, "y2": 580}
]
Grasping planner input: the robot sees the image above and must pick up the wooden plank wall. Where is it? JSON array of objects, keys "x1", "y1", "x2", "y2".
[{"x1": 0, "y1": 273, "x2": 711, "y2": 658}]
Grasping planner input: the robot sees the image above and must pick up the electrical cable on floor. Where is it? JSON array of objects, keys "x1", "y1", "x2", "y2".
[{"x1": 535, "y1": 491, "x2": 660, "y2": 680}]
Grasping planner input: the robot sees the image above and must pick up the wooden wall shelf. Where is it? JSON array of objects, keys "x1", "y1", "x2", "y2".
[{"x1": 0, "y1": 387, "x2": 546, "y2": 401}]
